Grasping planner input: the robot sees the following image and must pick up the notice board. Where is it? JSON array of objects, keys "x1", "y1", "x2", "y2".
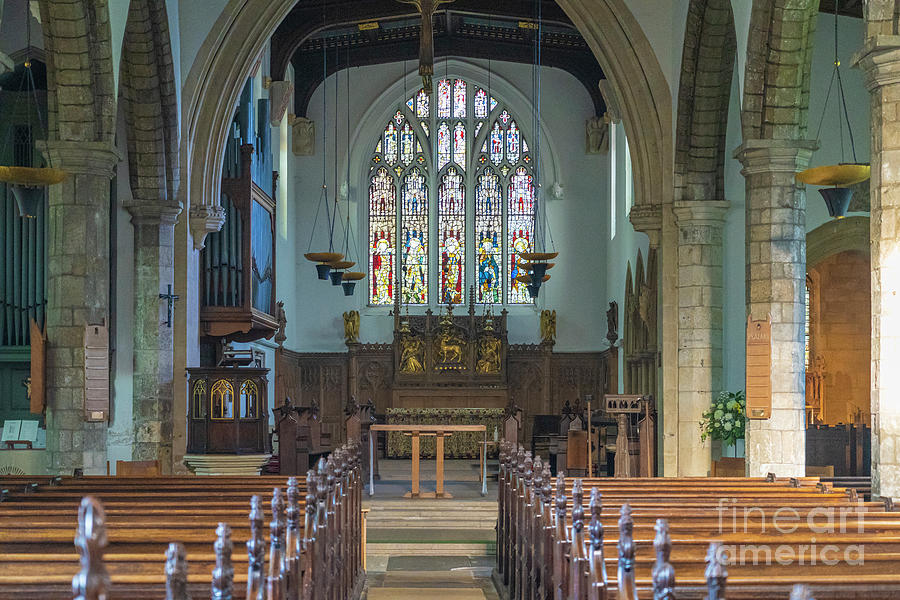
[{"x1": 746, "y1": 315, "x2": 772, "y2": 419}]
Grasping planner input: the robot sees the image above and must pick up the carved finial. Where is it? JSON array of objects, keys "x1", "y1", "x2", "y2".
[
  {"x1": 704, "y1": 542, "x2": 728, "y2": 600},
  {"x1": 287, "y1": 477, "x2": 300, "y2": 531},
  {"x1": 617, "y1": 503, "x2": 637, "y2": 600},
  {"x1": 524, "y1": 453, "x2": 533, "y2": 488},
  {"x1": 267, "y1": 488, "x2": 286, "y2": 599},
  {"x1": 72, "y1": 496, "x2": 110, "y2": 600},
  {"x1": 572, "y1": 479, "x2": 584, "y2": 535},
  {"x1": 618, "y1": 503, "x2": 634, "y2": 561},
  {"x1": 517, "y1": 446, "x2": 526, "y2": 477},
  {"x1": 556, "y1": 474, "x2": 567, "y2": 520},
  {"x1": 499, "y1": 440, "x2": 507, "y2": 468},
  {"x1": 532, "y1": 456, "x2": 544, "y2": 502},
  {"x1": 589, "y1": 488, "x2": 603, "y2": 550},
  {"x1": 652, "y1": 519, "x2": 675, "y2": 600},
  {"x1": 542, "y1": 464, "x2": 552, "y2": 506},
  {"x1": 790, "y1": 584, "x2": 814, "y2": 600},
  {"x1": 165, "y1": 542, "x2": 190, "y2": 600},
  {"x1": 270, "y1": 487, "x2": 286, "y2": 548},
  {"x1": 317, "y1": 458, "x2": 329, "y2": 504},
  {"x1": 212, "y1": 523, "x2": 234, "y2": 600},
  {"x1": 246, "y1": 496, "x2": 265, "y2": 600}
]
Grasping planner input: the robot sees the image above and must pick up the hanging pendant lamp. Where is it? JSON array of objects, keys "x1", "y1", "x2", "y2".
[
  {"x1": 795, "y1": 0, "x2": 869, "y2": 218},
  {"x1": 0, "y1": 19, "x2": 67, "y2": 218},
  {"x1": 303, "y1": 20, "x2": 343, "y2": 277},
  {"x1": 337, "y1": 43, "x2": 365, "y2": 297},
  {"x1": 518, "y1": 0, "x2": 558, "y2": 299}
]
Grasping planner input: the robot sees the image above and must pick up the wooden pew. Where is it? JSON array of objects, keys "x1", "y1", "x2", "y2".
[
  {"x1": 494, "y1": 440, "x2": 900, "y2": 600},
  {"x1": 0, "y1": 440, "x2": 366, "y2": 600}
]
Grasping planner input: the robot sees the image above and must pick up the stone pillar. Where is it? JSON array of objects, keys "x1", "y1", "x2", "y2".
[
  {"x1": 42, "y1": 141, "x2": 120, "y2": 475},
  {"x1": 673, "y1": 200, "x2": 728, "y2": 476},
  {"x1": 855, "y1": 39, "x2": 900, "y2": 499},
  {"x1": 735, "y1": 139, "x2": 816, "y2": 478},
  {"x1": 128, "y1": 205, "x2": 181, "y2": 473}
]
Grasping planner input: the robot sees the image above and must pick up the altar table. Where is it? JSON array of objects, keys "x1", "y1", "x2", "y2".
[{"x1": 368, "y1": 424, "x2": 487, "y2": 498}]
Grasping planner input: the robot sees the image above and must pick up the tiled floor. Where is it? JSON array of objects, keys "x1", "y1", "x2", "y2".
[{"x1": 365, "y1": 555, "x2": 499, "y2": 599}]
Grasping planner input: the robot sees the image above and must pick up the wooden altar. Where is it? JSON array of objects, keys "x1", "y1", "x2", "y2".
[{"x1": 368, "y1": 424, "x2": 488, "y2": 498}]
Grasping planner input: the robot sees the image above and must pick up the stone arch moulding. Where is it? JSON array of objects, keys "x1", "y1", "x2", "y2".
[
  {"x1": 182, "y1": 0, "x2": 672, "y2": 249},
  {"x1": 37, "y1": 0, "x2": 116, "y2": 144},
  {"x1": 806, "y1": 216, "x2": 870, "y2": 271},
  {"x1": 674, "y1": 0, "x2": 737, "y2": 203},
  {"x1": 120, "y1": 0, "x2": 181, "y2": 212}
]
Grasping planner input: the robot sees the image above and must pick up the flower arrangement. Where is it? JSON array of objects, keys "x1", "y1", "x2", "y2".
[{"x1": 700, "y1": 390, "x2": 746, "y2": 447}]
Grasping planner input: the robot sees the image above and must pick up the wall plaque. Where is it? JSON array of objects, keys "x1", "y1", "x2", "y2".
[
  {"x1": 29, "y1": 319, "x2": 46, "y2": 415},
  {"x1": 746, "y1": 315, "x2": 772, "y2": 419},
  {"x1": 84, "y1": 323, "x2": 109, "y2": 422}
]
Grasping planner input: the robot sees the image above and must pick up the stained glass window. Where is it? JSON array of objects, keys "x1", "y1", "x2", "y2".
[
  {"x1": 507, "y1": 121, "x2": 520, "y2": 164},
  {"x1": 475, "y1": 169, "x2": 502, "y2": 303},
  {"x1": 369, "y1": 167, "x2": 396, "y2": 305},
  {"x1": 508, "y1": 167, "x2": 535, "y2": 304},
  {"x1": 368, "y1": 78, "x2": 537, "y2": 305},
  {"x1": 453, "y1": 122, "x2": 466, "y2": 167},
  {"x1": 400, "y1": 122, "x2": 415, "y2": 165},
  {"x1": 489, "y1": 122, "x2": 503, "y2": 165},
  {"x1": 474, "y1": 88, "x2": 488, "y2": 118},
  {"x1": 453, "y1": 79, "x2": 467, "y2": 118},
  {"x1": 438, "y1": 79, "x2": 451, "y2": 118},
  {"x1": 439, "y1": 167, "x2": 465, "y2": 304},
  {"x1": 437, "y1": 122, "x2": 451, "y2": 170},
  {"x1": 401, "y1": 168, "x2": 428, "y2": 304}
]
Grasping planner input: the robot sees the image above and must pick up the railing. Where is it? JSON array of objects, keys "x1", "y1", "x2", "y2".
[
  {"x1": 495, "y1": 440, "x2": 815, "y2": 600},
  {"x1": 70, "y1": 440, "x2": 365, "y2": 600}
]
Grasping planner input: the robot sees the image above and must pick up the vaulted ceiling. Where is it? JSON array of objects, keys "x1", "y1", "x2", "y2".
[{"x1": 270, "y1": 0, "x2": 606, "y2": 119}]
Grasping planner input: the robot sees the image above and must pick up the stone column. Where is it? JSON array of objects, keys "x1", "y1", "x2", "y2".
[
  {"x1": 128, "y1": 204, "x2": 181, "y2": 473},
  {"x1": 42, "y1": 141, "x2": 120, "y2": 475},
  {"x1": 855, "y1": 39, "x2": 900, "y2": 499},
  {"x1": 673, "y1": 200, "x2": 728, "y2": 476},
  {"x1": 735, "y1": 139, "x2": 816, "y2": 478}
]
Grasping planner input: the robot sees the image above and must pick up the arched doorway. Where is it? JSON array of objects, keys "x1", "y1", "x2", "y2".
[{"x1": 805, "y1": 216, "x2": 870, "y2": 477}]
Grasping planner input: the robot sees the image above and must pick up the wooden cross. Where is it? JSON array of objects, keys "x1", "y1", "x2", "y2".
[
  {"x1": 397, "y1": 0, "x2": 456, "y2": 92},
  {"x1": 159, "y1": 284, "x2": 179, "y2": 328}
]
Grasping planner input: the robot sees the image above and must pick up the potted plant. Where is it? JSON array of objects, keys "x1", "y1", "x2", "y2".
[{"x1": 700, "y1": 390, "x2": 746, "y2": 458}]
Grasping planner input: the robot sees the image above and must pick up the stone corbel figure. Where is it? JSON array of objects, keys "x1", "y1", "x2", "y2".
[
  {"x1": 540, "y1": 309, "x2": 557, "y2": 343},
  {"x1": 290, "y1": 116, "x2": 315, "y2": 156},
  {"x1": 268, "y1": 80, "x2": 294, "y2": 125},
  {"x1": 343, "y1": 310, "x2": 360, "y2": 344},
  {"x1": 606, "y1": 301, "x2": 618, "y2": 346},
  {"x1": 274, "y1": 301, "x2": 287, "y2": 348},
  {"x1": 586, "y1": 114, "x2": 610, "y2": 154}
]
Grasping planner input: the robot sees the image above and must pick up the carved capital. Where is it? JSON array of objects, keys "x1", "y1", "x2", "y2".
[
  {"x1": 628, "y1": 204, "x2": 662, "y2": 247},
  {"x1": 127, "y1": 203, "x2": 183, "y2": 227},
  {"x1": 852, "y1": 35, "x2": 900, "y2": 91},
  {"x1": 673, "y1": 200, "x2": 729, "y2": 227},
  {"x1": 189, "y1": 204, "x2": 226, "y2": 250},
  {"x1": 38, "y1": 141, "x2": 122, "y2": 178},
  {"x1": 733, "y1": 139, "x2": 818, "y2": 176}
]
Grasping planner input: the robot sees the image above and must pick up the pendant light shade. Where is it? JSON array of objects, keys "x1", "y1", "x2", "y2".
[
  {"x1": 795, "y1": 0, "x2": 869, "y2": 219},
  {"x1": 818, "y1": 187, "x2": 854, "y2": 218},
  {"x1": 316, "y1": 263, "x2": 332, "y2": 280},
  {"x1": 9, "y1": 184, "x2": 45, "y2": 219}
]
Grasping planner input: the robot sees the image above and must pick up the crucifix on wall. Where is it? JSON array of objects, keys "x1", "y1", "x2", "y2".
[
  {"x1": 159, "y1": 284, "x2": 180, "y2": 328},
  {"x1": 397, "y1": 0, "x2": 456, "y2": 92}
]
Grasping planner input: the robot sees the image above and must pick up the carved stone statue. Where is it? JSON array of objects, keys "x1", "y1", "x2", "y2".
[
  {"x1": 399, "y1": 335, "x2": 425, "y2": 373},
  {"x1": 476, "y1": 336, "x2": 501, "y2": 374},
  {"x1": 274, "y1": 301, "x2": 287, "y2": 347},
  {"x1": 586, "y1": 115, "x2": 610, "y2": 154},
  {"x1": 291, "y1": 116, "x2": 315, "y2": 156},
  {"x1": 343, "y1": 310, "x2": 360, "y2": 344},
  {"x1": 606, "y1": 301, "x2": 618, "y2": 346},
  {"x1": 540, "y1": 309, "x2": 557, "y2": 343}
]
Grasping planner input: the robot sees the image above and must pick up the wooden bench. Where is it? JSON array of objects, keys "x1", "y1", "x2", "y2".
[
  {"x1": 0, "y1": 440, "x2": 366, "y2": 600},
  {"x1": 495, "y1": 440, "x2": 900, "y2": 599}
]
